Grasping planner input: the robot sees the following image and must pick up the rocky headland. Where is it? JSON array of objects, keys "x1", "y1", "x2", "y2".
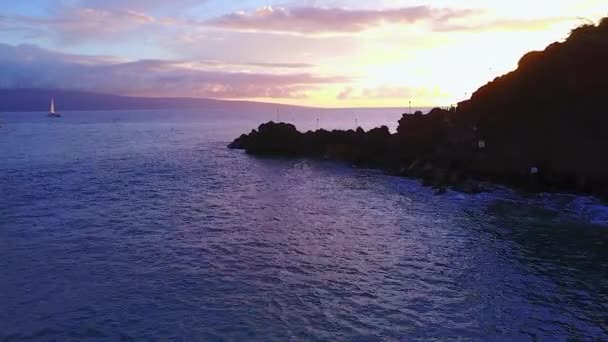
[{"x1": 229, "y1": 18, "x2": 608, "y2": 199}]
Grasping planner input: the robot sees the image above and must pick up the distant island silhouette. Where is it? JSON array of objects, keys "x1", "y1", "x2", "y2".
[
  {"x1": 0, "y1": 88, "x2": 312, "y2": 112},
  {"x1": 230, "y1": 18, "x2": 608, "y2": 199}
]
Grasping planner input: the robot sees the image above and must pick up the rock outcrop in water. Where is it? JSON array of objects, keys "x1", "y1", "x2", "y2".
[
  {"x1": 229, "y1": 18, "x2": 608, "y2": 199},
  {"x1": 229, "y1": 122, "x2": 394, "y2": 167}
]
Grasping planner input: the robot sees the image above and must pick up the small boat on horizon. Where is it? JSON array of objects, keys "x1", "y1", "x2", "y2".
[{"x1": 48, "y1": 98, "x2": 61, "y2": 118}]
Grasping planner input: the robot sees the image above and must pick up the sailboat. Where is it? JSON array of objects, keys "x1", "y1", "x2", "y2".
[{"x1": 48, "y1": 98, "x2": 61, "y2": 118}]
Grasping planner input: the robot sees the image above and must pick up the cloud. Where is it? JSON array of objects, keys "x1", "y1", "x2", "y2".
[
  {"x1": 337, "y1": 87, "x2": 354, "y2": 100},
  {"x1": 162, "y1": 29, "x2": 361, "y2": 65},
  {"x1": 433, "y1": 16, "x2": 573, "y2": 32},
  {"x1": 206, "y1": 6, "x2": 478, "y2": 34},
  {"x1": 0, "y1": 7, "x2": 164, "y2": 44},
  {"x1": 0, "y1": 43, "x2": 346, "y2": 99},
  {"x1": 183, "y1": 60, "x2": 315, "y2": 70},
  {"x1": 46, "y1": 8, "x2": 161, "y2": 43},
  {"x1": 246, "y1": 62, "x2": 314, "y2": 69},
  {"x1": 1, "y1": 3, "x2": 511, "y2": 47},
  {"x1": 74, "y1": 0, "x2": 204, "y2": 12},
  {"x1": 337, "y1": 86, "x2": 444, "y2": 100}
]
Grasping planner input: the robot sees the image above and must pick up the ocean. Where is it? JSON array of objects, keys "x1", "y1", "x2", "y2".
[{"x1": 1, "y1": 109, "x2": 607, "y2": 340}]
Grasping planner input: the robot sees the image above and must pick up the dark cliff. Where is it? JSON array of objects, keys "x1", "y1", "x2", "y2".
[{"x1": 455, "y1": 17, "x2": 608, "y2": 193}]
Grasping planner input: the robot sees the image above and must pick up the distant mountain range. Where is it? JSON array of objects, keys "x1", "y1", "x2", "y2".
[{"x1": 0, "y1": 88, "x2": 316, "y2": 112}]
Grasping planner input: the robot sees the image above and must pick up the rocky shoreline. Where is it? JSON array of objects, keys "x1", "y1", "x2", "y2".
[
  {"x1": 229, "y1": 18, "x2": 608, "y2": 200},
  {"x1": 228, "y1": 117, "x2": 594, "y2": 197}
]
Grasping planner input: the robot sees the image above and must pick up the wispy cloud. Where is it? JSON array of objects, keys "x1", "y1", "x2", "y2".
[
  {"x1": 0, "y1": 5, "x2": 184, "y2": 45},
  {"x1": 205, "y1": 6, "x2": 479, "y2": 34},
  {"x1": 433, "y1": 16, "x2": 575, "y2": 32},
  {"x1": 336, "y1": 85, "x2": 445, "y2": 100},
  {"x1": 182, "y1": 60, "x2": 315, "y2": 70},
  {"x1": 73, "y1": 0, "x2": 204, "y2": 12},
  {"x1": 337, "y1": 87, "x2": 354, "y2": 100},
  {"x1": 0, "y1": 43, "x2": 346, "y2": 99}
]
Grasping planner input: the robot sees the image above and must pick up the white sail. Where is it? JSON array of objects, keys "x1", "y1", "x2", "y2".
[{"x1": 50, "y1": 98, "x2": 55, "y2": 114}]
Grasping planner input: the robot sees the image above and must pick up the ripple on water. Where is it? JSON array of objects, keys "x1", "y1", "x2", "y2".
[{"x1": 1, "y1": 113, "x2": 607, "y2": 340}]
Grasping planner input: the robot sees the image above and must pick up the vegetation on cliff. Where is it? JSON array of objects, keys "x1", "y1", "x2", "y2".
[{"x1": 229, "y1": 18, "x2": 608, "y2": 198}]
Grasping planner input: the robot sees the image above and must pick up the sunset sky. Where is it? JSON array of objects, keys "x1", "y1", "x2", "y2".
[{"x1": 0, "y1": 1, "x2": 605, "y2": 107}]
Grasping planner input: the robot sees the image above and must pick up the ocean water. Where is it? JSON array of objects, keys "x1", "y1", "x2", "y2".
[{"x1": 1, "y1": 109, "x2": 607, "y2": 341}]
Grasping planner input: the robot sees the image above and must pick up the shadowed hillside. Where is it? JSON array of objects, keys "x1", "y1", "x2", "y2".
[
  {"x1": 230, "y1": 17, "x2": 608, "y2": 198},
  {"x1": 454, "y1": 17, "x2": 608, "y2": 192}
]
